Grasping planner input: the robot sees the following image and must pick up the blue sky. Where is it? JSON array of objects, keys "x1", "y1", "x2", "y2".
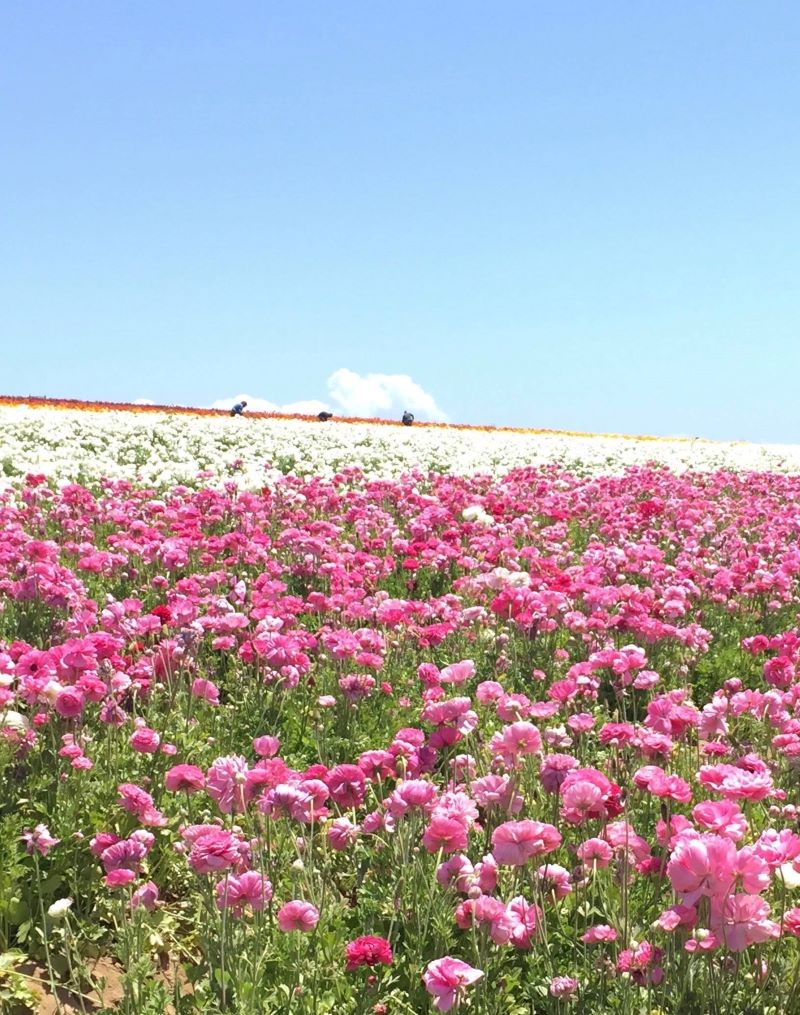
[{"x1": 2, "y1": 2, "x2": 799, "y2": 439}]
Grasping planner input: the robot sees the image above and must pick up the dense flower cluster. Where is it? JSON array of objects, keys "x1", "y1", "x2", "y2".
[
  {"x1": 5, "y1": 462, "x2": 800, "y2": 1012},
  {"x1": 3, "y1": 402, "x2": 799, "y2": 490}
]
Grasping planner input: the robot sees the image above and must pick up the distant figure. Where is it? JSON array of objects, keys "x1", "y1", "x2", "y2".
[
  {"x1": 230, "y1": 400, "x2": 248, "y2": 417},
  {"x1": 402, "y1": 410, "x2": 415, "y2": 426},
  {"x1": 318, "y1": 411, "x2": 333, "y2": 421}
]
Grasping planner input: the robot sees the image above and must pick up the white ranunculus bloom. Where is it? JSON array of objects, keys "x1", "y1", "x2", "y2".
[{"x1": 48, "y1": 897, "x2": 74, "y2": 920}]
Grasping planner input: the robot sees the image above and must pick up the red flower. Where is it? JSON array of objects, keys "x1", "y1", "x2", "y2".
[{"x1": 345, "y1": 935, "x2": 393, "y2": 972}]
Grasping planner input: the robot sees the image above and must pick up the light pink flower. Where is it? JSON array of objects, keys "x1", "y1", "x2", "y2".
[
  {"x1": 277, "y1": 900, "x2": 319, "y2": 932},
  {"x1": 206, "y1": 755, "x2": 250, "y2": 814},
  {"x1": 710, "y1": 894, "x2": 780, "y2": 952},
  {"x1": 423, "y1": 956, "x2": 483, "y2": 1012},
  {"x1": 491, "y1": 820, "x2": 561, "y2": 866}
]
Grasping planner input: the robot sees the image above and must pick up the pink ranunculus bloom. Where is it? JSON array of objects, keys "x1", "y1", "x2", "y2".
[
  {"x1": 667, "y1": 834, "x2": 735, "y2": 904},
  {"x1": 549, "y1": 976, "x2": 578, "y2": 999},
  {"x1": 576, "y1": 837, "x2": 613, "y2": 870},
  {"x1": 344, "y1": 935, "x2": 393, "y2": 971},
  {"x1": 187, "y1": 828, "x2": 241, "y2": 875},
  {"x1": 276, "y1": 900, "x2": 320, "y2": 932},
  {"x1": 215, "y1": 871, "x2": 273, "y2": 916},
  {"x1": 206, "y1": 755, "x2": 251, "y2": 814},
  {"x1": 439, "y1": 660, "x2": 476, "y2": 685},
  {"x1": 191, "y1": 678, "x2": 220, "y2": 705},
  {"x1": 537, "y1": 863, "x2": 572, "y2": 899},
  {"x1": 559, "y1": 768, "x2": 622, "y2": 824},
  {"x1": 710, "y1": 894, "x2": 780, "y2": 952},
  {"x1": 697, "y1": 763, "x2": 773, "y2": 801},
  {"x1": 165, "y1": 764, "x2": 206, "y2": 793},
  {"x1": 105, "y1": 868, "x2": 136, "y2": 888},
  {"x1": 253, "y1": 734, "x2": 280, "y2": 758},
  {"x1": 580, "y1": 924, "x2": 617, "y2": 944},
  {"x1": 117, "y1": 783, "x2": 168, "y2": 827},
  {"x1": 130, "y1": 881, "x2": 159, "y2": 911},
  {"x1": 325, "y1": 764, "x2": 367, "y2": 808},
  {"x1": 491, "y1": 820, "x2": 561, "y2": 866},
  {"x1": 422, "y1": 813, "x2": 470, "y2": 855},
  {"x1": 327, "y1": 816, "x2": 360, "y2": 851},
  {"x1": 100, "y1": 837, "x2": 148, "y2": 874},
  {"x1": 539, "y1": 753, "x2": 579, "y2": 794},
  {"x1": 783, "y1": 907, "x2": 800, "y2": 938},
  {"x1": 648, "y1": 770, "x2": 693, "y2": 805},
  {"x1": 423, "y1": 956, "x2": 483, "y2": 1012},
  {"x1": 437, "y1": 854, "x2": 475, "y2": 893},
  {"x1": 22, "y1": 824, "x2": 60, "y2": 856},
  {"x1": 505, "y1": 895, "x2": 540, "y2": 949},
  {"x1": 129, "y1": 724, "x2": 161, "y2": 753},
  {"x1": 54, "y1": 687, "x2": 85, "y2": 719},
  {"x1": 692, "y1": 800, "x2": 748, "y2": 841}
]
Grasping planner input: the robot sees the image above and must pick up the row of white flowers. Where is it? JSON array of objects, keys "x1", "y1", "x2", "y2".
[{"x1": 1, "y1": 404, "x2": 798, "y2": 488}]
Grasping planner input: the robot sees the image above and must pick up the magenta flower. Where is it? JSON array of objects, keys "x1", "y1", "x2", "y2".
[
  {"x1": 344, "y1": 935, "x2": 393, "y2": 971},
  {"x1": 423, "y1": 956, "x2": 483, "y2": 1012}
]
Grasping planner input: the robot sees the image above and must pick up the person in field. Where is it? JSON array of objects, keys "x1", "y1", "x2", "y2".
[
  {"x1": 318, "y1": 411, "x2": 333, "y2": 421},
  {"x1": 230, "y1": 401, "x2": 247, "y2": 417},
  {"x1": 402, "y1": 411, "x2": 414, "y2": 426}
]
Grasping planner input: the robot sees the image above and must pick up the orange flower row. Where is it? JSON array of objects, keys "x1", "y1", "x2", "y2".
[{"x1": 0, "y1": 394, "x2": 706, "y2": 443}]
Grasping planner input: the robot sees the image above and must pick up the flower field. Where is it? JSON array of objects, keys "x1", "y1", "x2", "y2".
[
  {"x1": 4, "y1": 404, "x2": 800, "y2": 1013},
  {"x1": 4, "y1": 399, "x2": 800, "y2": 486}
]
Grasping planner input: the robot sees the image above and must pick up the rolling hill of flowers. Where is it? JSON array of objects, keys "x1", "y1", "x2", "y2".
[{"x1": 3, "y1": 398, "x2": 800, "y2": 1014}]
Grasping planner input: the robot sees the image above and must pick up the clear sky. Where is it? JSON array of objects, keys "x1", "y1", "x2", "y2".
[{"x1": 2, "y1": 2, "x2": 799, "y2": 439}]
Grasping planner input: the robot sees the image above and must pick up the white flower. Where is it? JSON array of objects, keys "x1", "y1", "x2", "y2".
[
  {"x1": 47, "y1": 897, "x2": 73, "y2": 920},
  {"x1": 0, "y1": 709, "x2": 29, "y2": 733}
]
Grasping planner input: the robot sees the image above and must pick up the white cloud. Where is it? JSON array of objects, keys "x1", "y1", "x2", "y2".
[
  {"x1": 133, "y1": 398, "x2": 155, "y2": 405},
  {"x1": 326, "y1": 369, "x2": 448, "y2": 421},
  {"x1": 210, "y1": 369, "x2": 447, "y2": 421}
]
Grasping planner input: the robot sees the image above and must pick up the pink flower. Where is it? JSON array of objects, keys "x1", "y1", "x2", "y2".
[
  {"x1": 191, "y1": 678, "x2": 220, "y2": 705},
  {"x1": 344, "y1": 935, "x2": 393, "y2": 971},
  {"x1": 423, "y1": 957, "x2": 483, "y2": 1012},
  {"x1": 187, "y1": 828, "x2": 241, "y2": 875},
  {"x1": 422, "y1": 814, "x2": 469, "y2": 855},
  {"x1": 117, "y1": 783, "x2": 167, "y2": 827},
  {"x1": 206, "y1": 755, "x2": 250, "y2": 814},
  {"x1": 253, "y1": 734, "x2": 280, "y2": 757},
  {"x1": 165, "y1": 764, "x2": 206, "y2": 793},
  {"x1": 215, "y1": 871, "x2": 273, "y2": 915},
  {"x1": 22, "y1": 824, "x2": 59, "y2": 856},
  {"x1": 325, "y1": 764, "x2": 367, "y2": 808},
  {"x1": 504, "y1": 896, "x2": 540, "y2": 949},
  {"x1": 692, "y1": 800, "x2": 748, "y2": 841},
  {"x1": 129, "y1": 724, "x2": 161, "y2": 753},
  {"x1": 327, "y1": 816, "x2": 360, "y2": 851},
  {"x1": 491, "y1": 820, "x2": 561, "y2": 866},
  {"x1": 54, "y1": 687, "x2": 85, "y2": 719},
  {"x1": 277, "y1": 900, "x2": 320, "y2": 932},
  {"x1": 710, "y1": 894, "x2": 780, "y2": 952},
  {"x1": 105, "y1": 868, "x2": 136, "y2": 888},
  {"x1": 130, "y1": 881, "x2": 159, "y2": 911},
  {"x1": 560, "y1": 768, "x2": 622, "y2": 824},
  {"x1": 576, "y1": 837, "x2": 613, "y2": 869},
  {"x1": 580, "y1": 924, "x2": 617, "y2": 944},
  {"x1": 549, "y1": 976, "x2": 578, "y2": 999}
]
